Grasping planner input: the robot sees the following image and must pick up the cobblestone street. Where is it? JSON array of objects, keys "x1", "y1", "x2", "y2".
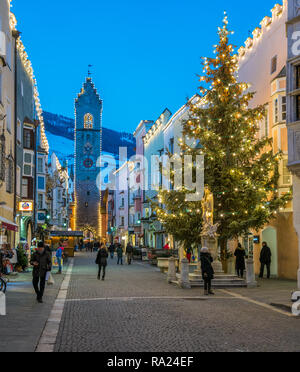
[{"x1": 49, "y1": 253, "x2": 300, "y2": 352}]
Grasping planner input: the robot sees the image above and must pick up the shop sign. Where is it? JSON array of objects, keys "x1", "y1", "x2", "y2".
[
  {"x1": 19, "y1": 202, "x2": 33, "y2": 212},
  {"x1": 37, "y1": 213, "x2": 46, "y2": 222}
]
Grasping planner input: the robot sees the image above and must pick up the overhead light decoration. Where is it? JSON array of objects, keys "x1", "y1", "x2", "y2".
[{"x1": 9, "y1": 7, "x2": 49, "y2": 154}]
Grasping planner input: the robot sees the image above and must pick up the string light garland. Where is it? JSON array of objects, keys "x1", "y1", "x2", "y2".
[{"x1": 10, "y1": 7, "x2": 49, "y2": 153}]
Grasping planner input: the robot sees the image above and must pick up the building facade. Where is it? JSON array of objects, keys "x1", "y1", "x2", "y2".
[
  {"x1": 0, "y1": 0, "x2": 17, "y2": 248},
  {"x1": 287, "y1": 0, "x2": 300, "y2": 288},
  {"x1": 142, "y1": 109, "x2": 172, "y2": 250},
  {"x1": 238, "y1": 0, "x2": 299, "y2": 280},
  {"x1": 48, "y1": 153, "x2": 70, "y2": 231}
]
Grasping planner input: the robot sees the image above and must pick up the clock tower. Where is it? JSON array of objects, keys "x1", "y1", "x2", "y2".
[{"x1": 74, "y1": 77, "x2": 103, "y2": 238}]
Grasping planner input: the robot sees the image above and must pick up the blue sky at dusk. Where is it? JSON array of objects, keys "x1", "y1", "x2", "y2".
[{"x1": 13, "y1": 0, "x2": 280, "y2": 133}]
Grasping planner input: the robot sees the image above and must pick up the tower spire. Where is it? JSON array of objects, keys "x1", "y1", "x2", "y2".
[{"x1": 88, "y1": 64, "x2": 93, "y2": 78}]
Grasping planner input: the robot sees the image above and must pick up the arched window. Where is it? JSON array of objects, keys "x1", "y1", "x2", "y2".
[{"x1": 84, "y1": 113, "x2": 93, "y2": 129}]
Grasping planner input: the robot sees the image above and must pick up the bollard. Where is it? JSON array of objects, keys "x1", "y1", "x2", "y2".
[
  {"x1": 167, "y1": 257, "x2": 177, "y2": 284},
  {"x1": 0, "y1": 292, "x2": 6, "y2": 316},
  {"x1": 246, "y1": 259, "x2": 257, "y2": 289},
  {"x1": 179, "y1": 259, "x2": 191, "y2": 289}
]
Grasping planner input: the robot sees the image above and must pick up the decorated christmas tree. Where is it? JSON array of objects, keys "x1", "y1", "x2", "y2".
[
  {"x1": 152, "y1": 188, "x2": 203, "y2": 252},
  {"x1": 152, "y1": 14, "x2": 291, "y2": 262},
  {"x1": 180, "y1": 13, "x2": 291, "y2": 258}
]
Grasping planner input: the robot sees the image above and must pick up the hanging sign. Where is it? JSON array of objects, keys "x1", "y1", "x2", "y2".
[{"x1": 19, "y1": 202, "x2": 33, "y2": 212}]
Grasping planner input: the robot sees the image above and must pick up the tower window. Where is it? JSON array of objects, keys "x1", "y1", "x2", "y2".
[{"x1": 84, "y1": 113, "x2": 94, "y2": 129}]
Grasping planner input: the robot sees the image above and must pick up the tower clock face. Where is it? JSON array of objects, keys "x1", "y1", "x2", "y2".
[{"x1": 83, "y1": 158, "x2": 94, "y2": 169}]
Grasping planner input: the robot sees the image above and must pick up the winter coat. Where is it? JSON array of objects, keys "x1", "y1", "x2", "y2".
[
  {"x1": 116, "y1": 245, "x2": 123, "y2": 258},
  {"x1": 234, "y1": 248, "x2": 246, "y2": 270},
  {"x1": 200, "y1": 252, "x2": 214, "y2": 280},
  {"x1": 260, "y1": 246, "x2": 272, "y2": 264},
  {"x1": 30, "y1": 251, "x2": 52, "y2": 278},
  {"x1": 96, "y1": 248, "x2": 108, "y2": 267},
  {"x1": 56, "y1": 247, "x2": 63, "y2": 259},
  {"x1": 126, "y1": 244, "x2": 133, "y2": 254},
  {"x1": 108, "y1": 244, "x2": 115, "y2": 253}
]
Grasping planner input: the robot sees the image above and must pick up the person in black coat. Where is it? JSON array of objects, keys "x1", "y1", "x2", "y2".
[
  {"x1": 30, "y1": 242, "x2": 52, "y2": 303},
  {"x1": 259, "y1": 242, "x2": 272, "y2": 279},
  {"x1": 95, "y1": 244, "x2": 108, "y2": 281},
  {"x1": 200, "y1": 247, "x2": 215, "y2": 295},
  {"x1": 234, "y1": 243, "x2": 246, "y2": 278},
  {"x1": 108, "y1": 243, "x2": 115, "y2": 259},
  {"x1": 126, "y1": 243, "x2": 134, "y2": 265}
]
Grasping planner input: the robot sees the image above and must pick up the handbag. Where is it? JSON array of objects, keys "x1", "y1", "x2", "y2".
[{"x1": 47, "y1": 273, "x2": 55, "y2": 285}]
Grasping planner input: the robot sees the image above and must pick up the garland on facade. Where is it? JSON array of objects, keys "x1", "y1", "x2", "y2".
[{"x1": 9, "y1": 9, "x2": 49, "y2": 153}]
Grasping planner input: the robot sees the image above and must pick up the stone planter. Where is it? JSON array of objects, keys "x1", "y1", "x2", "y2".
[{"x1": 157, "y1": 257, "x2": 178, "y2": 273}]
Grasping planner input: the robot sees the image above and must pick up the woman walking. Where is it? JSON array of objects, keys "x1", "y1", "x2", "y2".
[
  {"x1": 95, "y1": 243, "x2": 108, "y2": 281},
  {"x1": 200, "y1": 247, "x2": 214, "y2": 296},
  {"x1": 234, "y1": 243, "x2": 246, "y2": 278}
]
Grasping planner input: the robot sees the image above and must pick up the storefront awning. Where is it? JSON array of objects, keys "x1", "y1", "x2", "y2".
[{"x1": 0, "y1": 216, "x2": 19, "y2": 232}]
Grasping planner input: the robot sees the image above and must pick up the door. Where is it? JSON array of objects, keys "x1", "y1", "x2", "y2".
[{"x1": 262, "y1": 227, "x2": 278, "y2": 277}]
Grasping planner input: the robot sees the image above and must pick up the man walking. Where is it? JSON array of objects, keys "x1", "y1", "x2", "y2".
[
  {"x1": 109, "y1": 243, "x2": 115, "y2": 259},
  {"x1": 30, "y1": 242, "x2": 52, "y2": 303},
  {"x1": 126, "y1": 242, "x2": 134, "y2": 265},
  {"x1": 259, "y1": 241, "x2": 272, "y2": 279},
  {"x1": 56, "y1": 243, "x2": 63, "y2": 274},
  {"x1": 116, "y1": 243, "x2": 123, "y2": 265},
  {"x1": 95, "y1": 243, "x2": 108, "y2": 280}
]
